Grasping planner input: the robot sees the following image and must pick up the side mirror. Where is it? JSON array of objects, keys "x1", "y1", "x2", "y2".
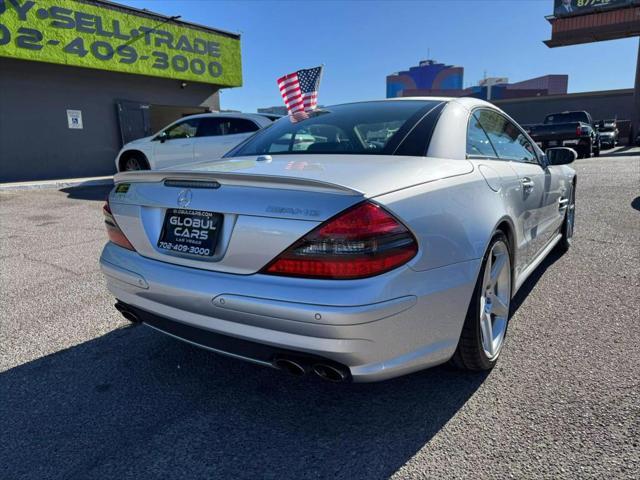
[
  {"x1": 156, "y1": 131, "x2": 168, "y2": 143},
  {"x1": 546, "y1": 147, "x2": 577, "y2": 166}
]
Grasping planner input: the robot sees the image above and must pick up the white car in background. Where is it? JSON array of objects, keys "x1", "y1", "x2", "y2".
[{"x1": 115, "y1": 113, "x2": 276, "y2": 171}]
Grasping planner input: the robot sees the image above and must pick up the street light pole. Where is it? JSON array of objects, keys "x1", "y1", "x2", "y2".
[{"x1": 634, "y1": 37, "x2": 640, "y2": 144}]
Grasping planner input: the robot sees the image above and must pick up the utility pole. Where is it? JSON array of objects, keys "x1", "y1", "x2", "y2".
[{"x1": 634, "y1": 37, "x2": 640, "y2": 144}]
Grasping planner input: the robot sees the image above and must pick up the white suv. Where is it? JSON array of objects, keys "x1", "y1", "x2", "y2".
[{"x1": 115, "y1": 113, "x2": 276, "y2": 171}]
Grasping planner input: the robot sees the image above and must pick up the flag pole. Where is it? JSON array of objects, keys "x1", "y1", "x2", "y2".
[{"x1": 317, "y1": 63, "x2": 325, "y2": 109}]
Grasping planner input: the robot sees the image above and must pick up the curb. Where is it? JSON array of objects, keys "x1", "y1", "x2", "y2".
[{"x1": 0, "y1": 176, "x2": 113, "y2": 192}]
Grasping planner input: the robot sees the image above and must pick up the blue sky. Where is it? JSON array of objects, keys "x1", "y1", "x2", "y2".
[{"x1": 126, "y1": 0, "x2": 638, "y2": 112}]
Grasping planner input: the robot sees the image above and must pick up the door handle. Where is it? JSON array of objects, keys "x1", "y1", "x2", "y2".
[{"x1": 520, "y1": 178, "x2": 535, "y2": 192}]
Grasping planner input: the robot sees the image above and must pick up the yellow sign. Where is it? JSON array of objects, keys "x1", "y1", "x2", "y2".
[{"x1": 0, "y1": 0, "x2": 242, "y2": 86}]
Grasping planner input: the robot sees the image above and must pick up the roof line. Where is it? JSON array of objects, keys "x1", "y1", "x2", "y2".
[
  {"x1": 77, "y1": 0, "x2": 241, "y2": 39},
  {"x1": 492, "y1": 88, "x2": 634, "y2": 104}
]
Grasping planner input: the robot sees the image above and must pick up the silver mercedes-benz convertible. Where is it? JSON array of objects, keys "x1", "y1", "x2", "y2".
[{"x1": 100, "y1": 97, "x2": 577, "y2": 382}]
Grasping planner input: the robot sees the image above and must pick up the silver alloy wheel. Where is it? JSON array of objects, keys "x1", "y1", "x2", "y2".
[
  {"x1": 566, "y1": 186, "x2": 575, "y2": 240},
  {"x1": 124, "y1": 157, "x2": 143, "y2": 171},
  {"x1": 479, "y1": 240, "x2": 511, "y2": 360}
]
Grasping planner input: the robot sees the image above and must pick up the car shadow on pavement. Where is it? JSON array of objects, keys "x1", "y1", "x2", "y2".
[
  {"x1": 60, "y1": 183, "x2": 113, "y2": 201},
  {"x1": 1, "y1": 324, "x2": 488, "y2": 480}
]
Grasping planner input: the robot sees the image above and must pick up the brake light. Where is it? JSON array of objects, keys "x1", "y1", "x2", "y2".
[
  {"x1": 262, "y1": 202, "x2": 417, "y2": 279},
  {"x1": 576, "y1": 125, "x2": 582, "y2": 137},
  {"x1": 103, "y1": 200, "x2": 135, "y2": 251}
]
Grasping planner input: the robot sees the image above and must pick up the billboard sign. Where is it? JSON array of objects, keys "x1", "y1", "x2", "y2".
[
  {"x1": 553, "y1": 0, "x2": 636, "y2": 17},
  {"x1": 0, "y1": 0, "x2": 242, "y2": 86}
]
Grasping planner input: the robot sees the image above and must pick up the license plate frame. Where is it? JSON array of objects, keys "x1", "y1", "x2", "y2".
[{"x1": 157, "y1": 208, "x2": 222, "y2": 258}]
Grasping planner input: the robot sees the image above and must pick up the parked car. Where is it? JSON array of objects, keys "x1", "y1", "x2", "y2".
[
  {"x1": 115, "y1": 113, "x2": 275, "y2": 171},
  {"x1": 524, "y1": 110, "x2": 600, "y2": 159},
  {"x1": 597, "y1": 120, "x2": 618, "y2": 149},
  {"x1": 101, "y1": 98, "x2": 577, "y2": 382}
]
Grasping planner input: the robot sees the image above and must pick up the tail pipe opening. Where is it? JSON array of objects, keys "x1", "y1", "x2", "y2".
[
  {"x1": 273, "y1": 357, "x2": 310, "y2": 377},
  {"x1": 312, "y1": 363, "x2": 349, "y2": 383},
  {"x1": 273, "y1": 355, "x2": 350, "y2": 382},
  {"x1": 114, "y1": 301, "x2": 140, "y2": 323}
]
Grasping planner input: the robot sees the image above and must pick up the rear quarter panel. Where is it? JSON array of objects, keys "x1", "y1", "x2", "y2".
[{"x1": 374, "y1": 168, "x2": 517, "y2": 273}]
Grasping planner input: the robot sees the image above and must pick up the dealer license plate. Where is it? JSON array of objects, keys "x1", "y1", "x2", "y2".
[{"x1": 157, "y1": 209, "x2": 222, "y2": 257}]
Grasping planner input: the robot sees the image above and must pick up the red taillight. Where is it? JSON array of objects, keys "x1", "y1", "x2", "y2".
[
  {"x1": 103, "y1": 201, "x2": 135, "y2": 251},
  {"x1": 576, "y1": 126, "x2": 581, "y2": 137},
  {"x1": 262, "y1": 202, "x2": 418, "y2": 279}
]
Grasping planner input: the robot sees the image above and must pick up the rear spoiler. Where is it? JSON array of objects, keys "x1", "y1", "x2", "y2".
[{"x1": 114, "y1": 170, "x2": 362, "y2": 196}]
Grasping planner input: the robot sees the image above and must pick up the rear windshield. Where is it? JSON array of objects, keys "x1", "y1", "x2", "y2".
[
  {"x1": 225, "y1": 101, "x2": 441, "y2": 157},
  {"x1": 545, "y1": 112, "x2": 589, "y2": 124}
]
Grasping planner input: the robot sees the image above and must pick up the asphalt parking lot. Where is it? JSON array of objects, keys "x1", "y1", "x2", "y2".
[{"x1": 1, "y1": 147, "x2": 639, "y2": 479}]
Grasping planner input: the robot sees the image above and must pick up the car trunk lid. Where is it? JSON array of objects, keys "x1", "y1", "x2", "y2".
[{"x1": 108, "y1": 154, "x2": 472, "y2": 274}]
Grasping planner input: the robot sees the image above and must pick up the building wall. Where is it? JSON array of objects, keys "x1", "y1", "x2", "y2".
[
  {"x1": 508, "y1": 75, "x2": 568, "y2": 95},
  {"x1": 387, "y1": 61, "x2": 463, "y2": 98},
  {"x1": 0, "y1": 57, "x2": 220, "y2": 182},
  {"x1": 400, "y1": 74, "x2": 569, "y2": 100}
]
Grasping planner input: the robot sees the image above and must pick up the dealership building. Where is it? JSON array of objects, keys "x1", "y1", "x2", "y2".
[{"x1": 0, "y1": 0, "x2": 242, "y2": 182}]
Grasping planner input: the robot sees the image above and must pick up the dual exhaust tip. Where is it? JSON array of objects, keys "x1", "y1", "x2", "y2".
[{"x1": 273, "y1": 357, "x2": 349, "y2": 383}]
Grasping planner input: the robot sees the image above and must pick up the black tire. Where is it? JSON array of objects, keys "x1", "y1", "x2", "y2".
[
  {"x1": 593, "y1": 141, "x2": 600, "y2": 157},
  {"x1": 120, "y1": 153, "x2": 149, "y2": 172},
  {"x1": 451, "y1": 232, "x2": 512, "y2": 371},
  {"x1": 557, "y1": 182, "x2": 576, "y2": 253},
  {"x1": 584, "y1": 142, "x2": 593, "y2": 159}
]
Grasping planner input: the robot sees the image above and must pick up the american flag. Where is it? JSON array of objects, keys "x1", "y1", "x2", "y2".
[{"x1": 277, "y1": 66, "x2": 323, "y2": 116}]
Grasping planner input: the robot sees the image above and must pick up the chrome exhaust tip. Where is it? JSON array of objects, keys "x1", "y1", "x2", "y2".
[
  {"x1": 114, "y1": 302, "x2": 140, "y2": 323},
  {"x1": 273, "y1": 357, "x2": 309, "y2": 377},
  {"x1": 312, "y1": 364, "x2": 349, "y2": 383}
]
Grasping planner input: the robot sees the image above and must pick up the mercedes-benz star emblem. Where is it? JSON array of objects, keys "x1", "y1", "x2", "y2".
[{"x1": 177, "y1": 189, "x2": 192, "y2": 208}]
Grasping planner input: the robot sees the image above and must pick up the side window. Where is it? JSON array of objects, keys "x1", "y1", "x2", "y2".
[
  {"x1": 227, "y1": 118, "x2": 260, "y2": 135},
  {"x1": 196, "y1": 118, "x2": 225, "y2": 137},
  {"x1": 476, "y1": 110, "x2": 537, "y2": 163},
  {"x1": 467, "y1": 113, "x2": 498, "y2": 157},
  {"x1": 164, "y1": 119, "x2": 199, "y2": 140}
]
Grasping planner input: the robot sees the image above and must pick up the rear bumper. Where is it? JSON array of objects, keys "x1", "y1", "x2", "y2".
[
  {"x1": 120, "y1": 302, "x2": 343, "y2": 368},
  {"x1": 100, "y1": 242, "x2": 480, "y2": 382},
  {"x1": 538, "y1": 138, "x2": 590, "y2": 149}
]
